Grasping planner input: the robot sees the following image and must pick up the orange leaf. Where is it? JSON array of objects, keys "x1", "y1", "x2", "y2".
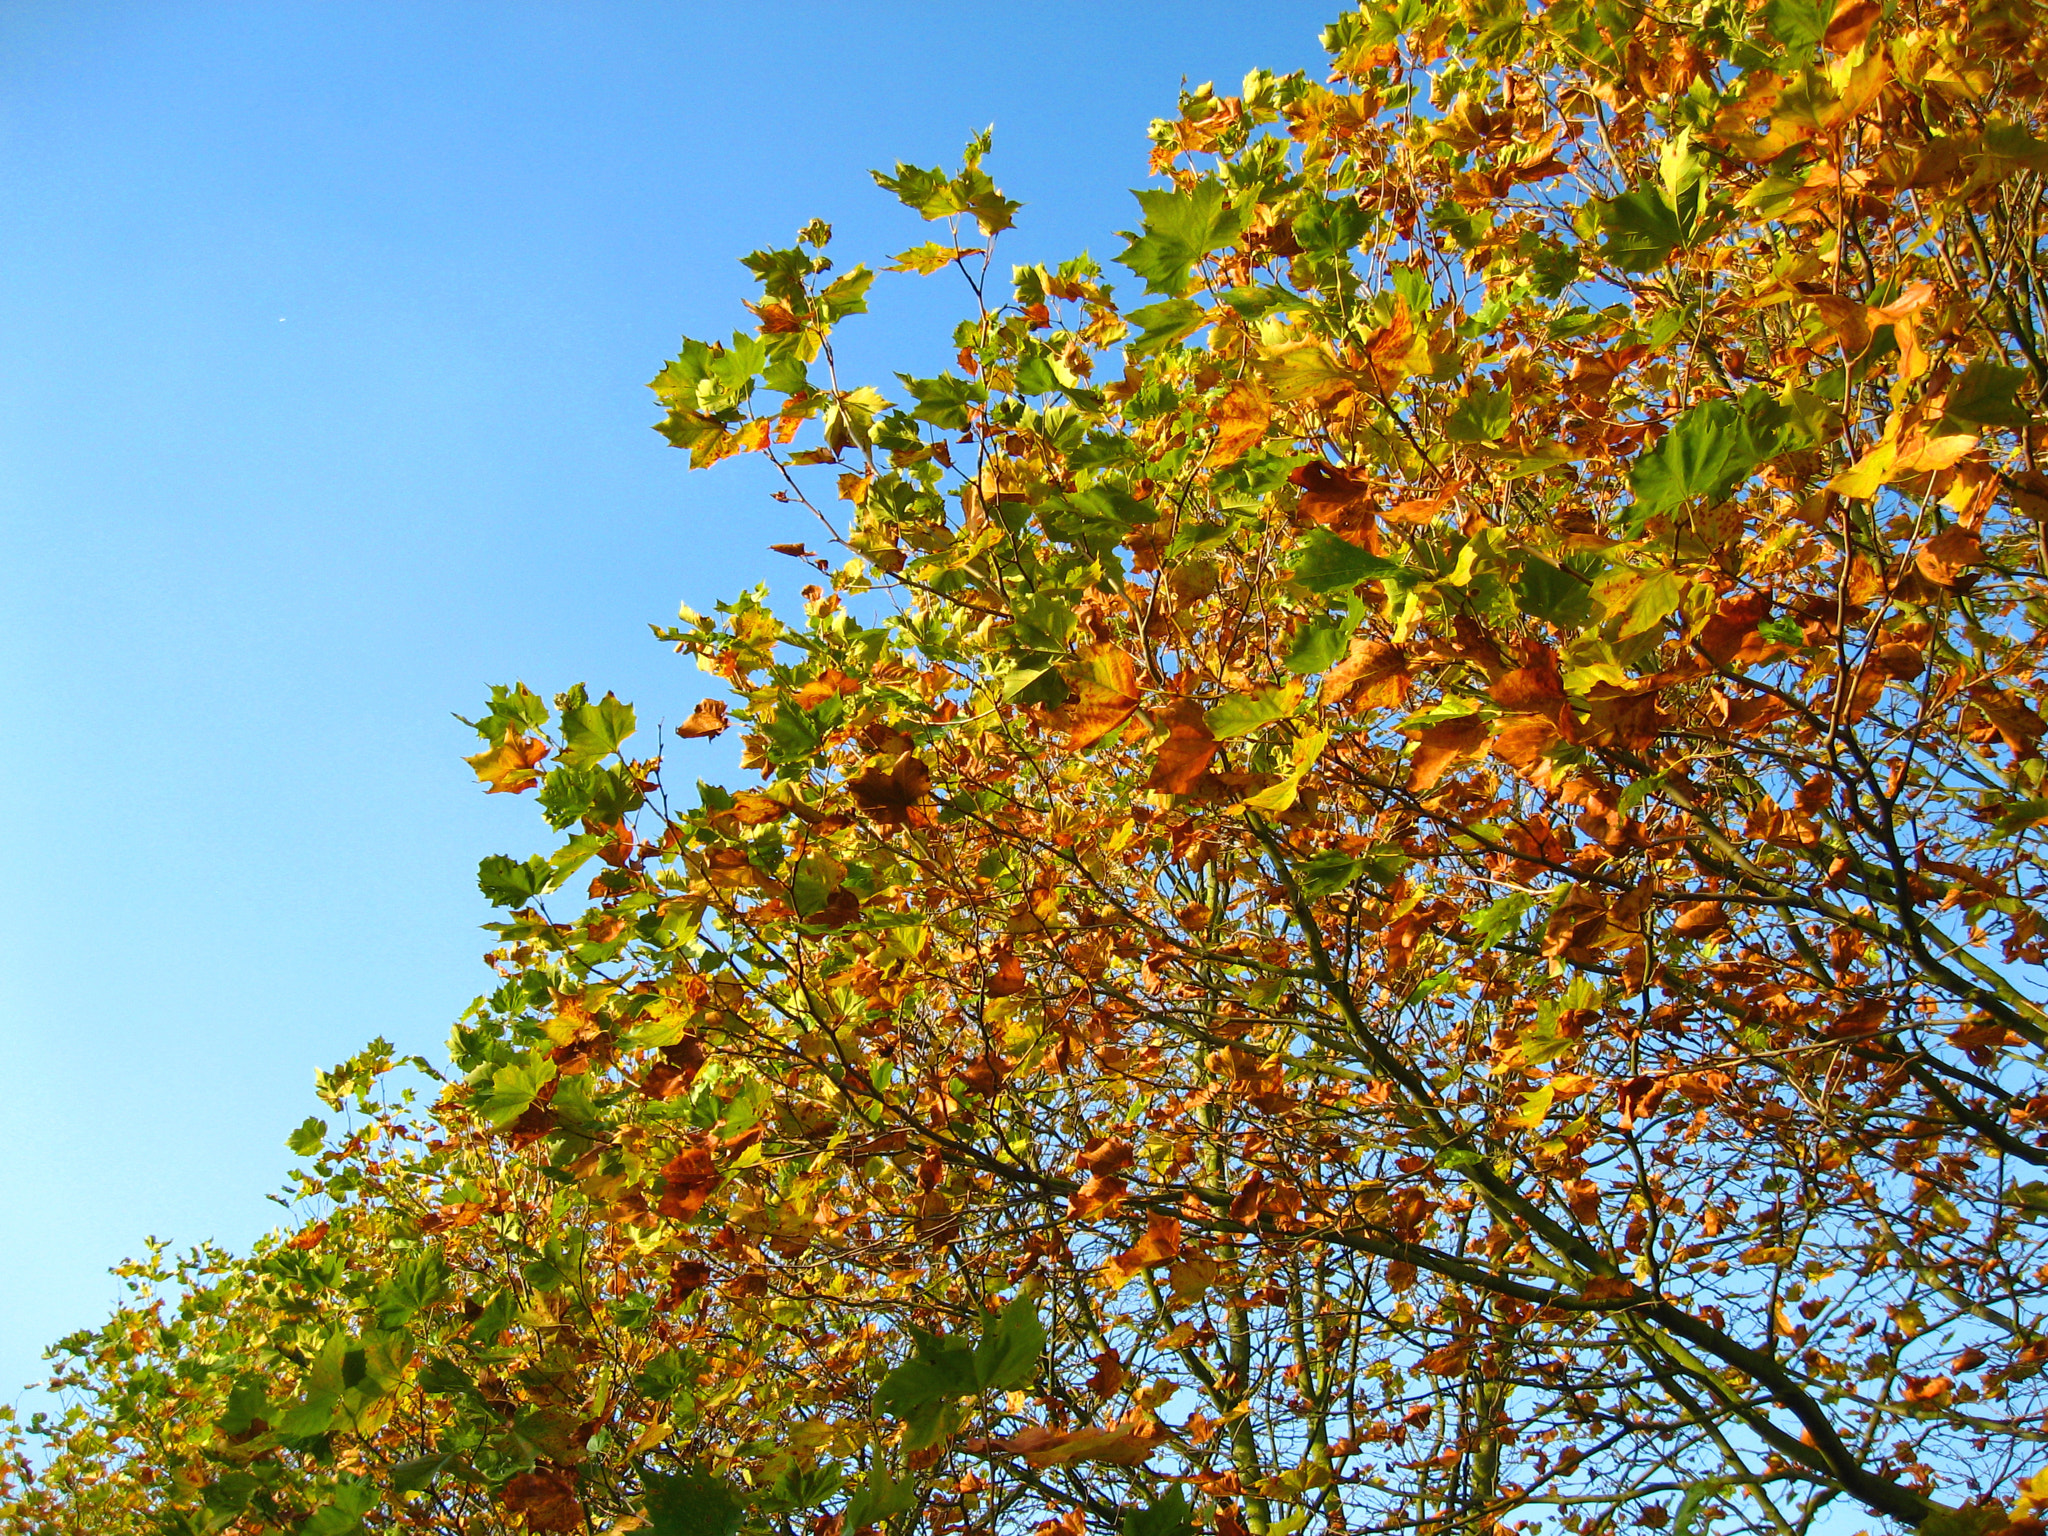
[
  {"x1": 1101, "y1": 1214, "x2": 1182, "y2": 1287},
  {"x1": 466, "y1": 728, "x2": 550, "y2": 794},
  {"x1": 1406, "y1": 713, "x2": 1491, "y2": 793},
  {"x1": 997, "y1": 1411, "x2": 1167, "y2": 1467},
  {"x1": 1145, "y1": 699, "x2": 1218, "y2": 794},
  {"x1": 1207, "y1": 378, "x2": 1274, "y2": 466},
  {"x1": 1056, "y1": 644, "x2": 1143, "y2": 749},
  {"x1": 674, "y1": 699, "x2": 731, "y2": 739}
]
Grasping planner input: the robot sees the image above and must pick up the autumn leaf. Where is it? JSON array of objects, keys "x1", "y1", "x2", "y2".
[
  {"x1": 1145, "y1": 698, "x2": 1218, "y2": 794},
  {"x1": 1055, "y1": 644, "x2": 1143, "y2": 748},
  {"x1": 1406, "y1": 712, "x2": 1491, "y2": 794},
  {"x1": 466, "y1": 728, "x2": 550, "y2": 794},
  {"x1": 1101, "y1": 1214, "x2": 1182, "y2": 1288},
  {"x1": 849, "y1": 753, "x2": 933, "y2": 824},
  {"x1": 674, "y1": 698, "x2": 731, "y2": 739},
  {"x1": 1207, "y1": 377, "x2": 1273, "y2": 466},
  {"x1": 501, "y1": 1469, "x2": 584, "y2": 1533},
  {"x1": 995, "y1": 1411, "x2": 1168, "y2": 1467}
]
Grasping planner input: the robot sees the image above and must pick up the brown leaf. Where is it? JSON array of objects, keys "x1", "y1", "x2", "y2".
[
  {"x1": 1490, "y1": 649, "x2": 1565, "y2": 712},
  {"x1": 1493, "y1": 714, "x2": 1562, "y2": 771},
  {"x1": 849, "y1": 754, "x2": 933, "y2": 824},
  {"x1": 1085, "y1": 1349, "x2": 1127, "y2": 1397},
  {"x1": 1289, "y1": 461, "x2": 1378, "y2": 546},
  {"x1": 1615, "y1": 1075, "x2": 1669, "y2": 1130},
  {"x1": 1417, "y1": 1337, "x2": 1473, "y2": 1376},
  {"x1": 1069, "y1": 1173, "x2": 1130, "y2": 1220},
  {"x1": 987, "y1": 952, "x2": 1029, "y2": 998},
  {"x1": 1075, "y1": 1136, "x2": 1134, "y2": 1176},
  {"x1": 657, "y1": 1136, "x2": 722, "y2": 1221},
  {"x1": 502, "y1": 1469, "x2": 584, "y2": 1533},
  {"x1": 675, "y1": 699, "x2": 731, "y2": 739},
  {"x1": 1669, "y1": 901, "x2": 1728, "y2": 939},
  {"x1": 1102, "y1": 1214, "x2": 1183, "y2": 1287},
  {"x1": 1563, "y1": 1179, "x2": 1601, "y2": 1223},
  {"x1": 1145, "y1": 698, "x2": 1218, "y2": 794},
  {"x1": 1968, "y1": 685, "x2": 2047, "y2": 756},
  {"x1": 1823, "y1": 0, "x2": 1880, "y2": 53},
  {"x1": 730, "y1": 791, "x2": 791, "y2": 825}
]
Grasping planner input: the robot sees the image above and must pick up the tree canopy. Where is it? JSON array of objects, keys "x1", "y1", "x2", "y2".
[{"x1": 9, "y1": 1, "x2": 2048, "y2": 1534}]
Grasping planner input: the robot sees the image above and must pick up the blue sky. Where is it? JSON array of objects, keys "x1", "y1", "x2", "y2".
[{"x1": 0, "y1": 1, "x2": 1339, "y2": 1401}]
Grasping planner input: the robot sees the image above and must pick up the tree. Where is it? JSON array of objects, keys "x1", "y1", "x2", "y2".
[{"x1": 9, "y1": 1, "x2": 2048, "y2": 1533}]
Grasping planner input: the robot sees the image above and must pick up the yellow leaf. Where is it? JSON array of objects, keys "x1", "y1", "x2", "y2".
[
  {"x1": 465, "y1": 728, "x2": 550, "y2": 794},
  {"x1": 1240, "y1": 728, "x2": 1330, "y2": 813},
  {"x1": 1828, "y1": 435, "x2": 1897, "y2": 499},
  {"x1": 1504, "y1": 1083, "x2": 1555, "y2": 1130}
]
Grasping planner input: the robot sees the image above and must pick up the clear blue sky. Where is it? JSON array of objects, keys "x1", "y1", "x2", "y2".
[{"x1": 0, "y1": 1, "x2": 1340, "y2": 1401}]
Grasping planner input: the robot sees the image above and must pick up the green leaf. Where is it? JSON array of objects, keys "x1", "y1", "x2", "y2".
[
  {"x1": 842, "y1": 1464, "x2": 917, "y2": 1532},
  {"x1": 1445, "y1": 385, "x2": 1512, "y2": 443},
  {"x1": 1761, "y1": 0, "x2": 1827, "y2": 52},
  {"x1": 1629, "y1": 391, "x2": 1805, "y2": 517},
  {"x1": 890, "y1": 242, "x2": 968, "y2": 274},
  {"x1": 1945, "y1": 360, "x2": 2034, "y2": 429},
  {"x1": 1295, "y1": 850, "x2": 1368, "y2": 897},
  {"x1": 898, "y1": 372, "x2": 987, "y2": 429},
  {"x1": 1514, "y1": 556, "x2": 1595, "y2": 628},
  {"x1": 390, "y1": 1453, "x2": 459, "y2": 1495},
  {"x1": 643, "y1": 1464, "x2": 748, "y2": 1536},
  {"x1": 1595, "y1": 186, "x2": 1684, "y2": 272},
  {"x1": 1206, "y1": 688, "x2": 1291, "y2": 740},
  {"x1": 1283, "y1": 623, "x2": 1348, "y2": 674},
  {"x1": 1125, "y1": 298, "x2": 1207, "y2": 356},
  {"x1": 1669, "y1": 1479, "x2": 1721, "y2": 1536},
  {"x1": 1468, "y1": 891, "x2": 1537, "y2": 949},
  {"x1": 1291, "y1": 530, "x2": 1406, "y2": 593},
  {"x1": 1124, "y1": 1488, "x2": 1198, "y2": 1536},
  {"x1": 876, "y1": 1334, "x2": 978, "y2": 1418},
  {"x1": 286, "y1": 1117, "x2": 328, "y2": 1157},
  {"x1": 477, "y1": 853, "x2": 557, "y2": 908},
  {"x1": 1117, "y1": 181, "x2": 1247, "y2": 296},
  {"x1": 1608, "y1": 568, "x2": 1684, "y2": 639},
  {"x1": 971, "y1": 1294, "x2": 1045, "y2": 1390},
  {"x1": 557, "y1": 691, "x2": 636, "y2": 768},
  {"x1": 471, "y1": 1058, "x2": 556, "y2": 1129}
]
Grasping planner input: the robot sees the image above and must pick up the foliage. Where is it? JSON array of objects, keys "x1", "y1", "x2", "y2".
[{"x1": 10, "y1": 1, "x2": 2048, "y2": 1534}]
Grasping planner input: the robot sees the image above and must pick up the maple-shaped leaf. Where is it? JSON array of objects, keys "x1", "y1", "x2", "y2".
[
  {"x1": 465, "y1": 728, "x2": 549, "y2": 794},
  {"x1": 1117, "y1": 181, "x2": 1247, "y2": 296},
  {"x1": 674, "y1": 699, "x2": 730, "y2": 739},
  {"x1": 1206, "y1": 377, "x2": 1272, "y2": 465},
  {"x1": 1101, "y1": 1214, "x2": 1182, "y2": 1288},
  {"x1": 849, "y1": 754, "x2": 933, "y2": 825},
  {"x1": 1629, "y1": 391, "x2": 1805, "y2": 518},
  {"x1": 502, "y1": 1469, "x2": 583, "y2": 1534},
  {"x1": 1144, "y1": 699, "x2": 1218, "y2": 794},
  {"x1": 1055, "y1": 644, "x2": 1142, "y2": 748}
]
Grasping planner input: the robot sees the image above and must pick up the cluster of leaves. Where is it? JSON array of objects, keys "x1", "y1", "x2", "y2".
[{"x1": 12, "y1": 0, "x2": 2048, "y2": 1534}]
